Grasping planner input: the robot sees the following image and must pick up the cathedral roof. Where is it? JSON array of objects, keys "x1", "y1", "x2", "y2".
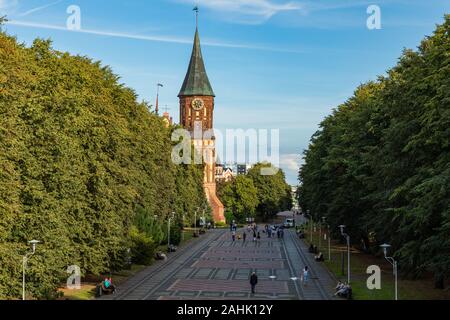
[{"x1": 178, "y1": 28, "x2": 215, "y2": 97}]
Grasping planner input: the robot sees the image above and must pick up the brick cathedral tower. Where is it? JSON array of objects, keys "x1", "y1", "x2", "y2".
[{"x1": 178, "y1": 20, "x2": 225, "y2": 223}]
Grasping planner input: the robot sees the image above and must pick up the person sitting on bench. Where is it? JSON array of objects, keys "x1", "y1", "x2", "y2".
[
  {"x1": 335, "y1": 281, "x2": 344, "y2": 292},
  {"x1": 101, "y1": 277, "x2": 116, "y2": 295},
  {"x1": 335, "y1": 282, "x2": 352, "y2": 299},
  {"x1": 315, "y1": 252, "x2": 324, "y2": 262},
  {"x1": 155, "y1": 251, "x2": 167, "y2": 260}
]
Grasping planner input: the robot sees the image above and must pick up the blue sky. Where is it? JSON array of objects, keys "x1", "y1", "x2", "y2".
[{"x1": 1, "y1": 0, "x2": 449, "y2": 184}]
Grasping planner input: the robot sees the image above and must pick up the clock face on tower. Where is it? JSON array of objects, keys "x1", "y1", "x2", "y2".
[{"x1": 192, "y1": 98, "x2": 204, "y2": 111}]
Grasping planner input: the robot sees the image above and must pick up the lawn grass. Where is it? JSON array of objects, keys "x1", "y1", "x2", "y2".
[
  {"x1": 303, "y1": 223, "x2": 450, "y2": 300},
  {"x1": 60, "y1": 264, "x2": 147, "y2": 300},
  {"x1": 180, "y1": 228, "x2": 196, "y2": 245},
  {"x1": 59, "y1": 284, "x2": 96, "y2": 300}
]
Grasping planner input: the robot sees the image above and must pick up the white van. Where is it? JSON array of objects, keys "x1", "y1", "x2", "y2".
[{"x1": 284, "y1": 218, "x2": 295, "y2": 228}]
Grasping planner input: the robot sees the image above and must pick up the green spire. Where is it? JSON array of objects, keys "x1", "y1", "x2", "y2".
[{"x1": 178, "y1": 28, "x2": 215, "y2": 97}]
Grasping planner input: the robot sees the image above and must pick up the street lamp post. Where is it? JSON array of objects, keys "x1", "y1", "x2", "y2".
[
  {"x1": 23, "y1": 240, "x2": 40, "y2": 300},
  {"x1": 181, "y1": 213, "x2": 185, "y2": 242},
  {"x1": 339, "y1": 225, "x2": 351, "y2": 284},
  {"x1": 155, "y1": 83, "x2": 163, "y2": 115},
  {"x1": 194, "y1": 208, "x2": 198, "y2": 236},
  {"x1": 168, "y1": 212, "x2": 175, "y2": 251},
  {"x1": 380, "y1": 243, "x2": 398, "y2": 300},
  {"x1": 322, "y1": 217, "x2": 330, "y2": 261},
  {"x1": 202, "y1": 208, "x2": 206, "y2": 232},
  {"x1": 319, "y1": 220, "x2": 322, "y2": 250},
  {"x1": 307, "y1": 210, "x2": 313, "y2": 243},
  {"x1": 327, "y1": 224, "x2": 331, "y2": 261}
]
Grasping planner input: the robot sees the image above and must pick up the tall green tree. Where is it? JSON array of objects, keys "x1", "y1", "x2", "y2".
[
  {"x1": 247, "y1": 163, "x2": 292, "y2": 221},
  {"x1": 299, "y1": 15, "x2": 450, "y2": 284},
  {"x1": 0, "y1": 29, "x2": 208, "y2": 298},
  {"x1": 218, "y1": 175, "x2": 259, "y2": 223}
]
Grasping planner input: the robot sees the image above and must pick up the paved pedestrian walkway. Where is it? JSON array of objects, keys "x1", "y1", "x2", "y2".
[{"x1": 101, "y1": 215, "x2": 337, "y2": 300}]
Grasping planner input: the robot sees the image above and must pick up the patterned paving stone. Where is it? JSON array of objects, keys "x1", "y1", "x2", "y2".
[
  {"x1": 153, "y1": 291, "x2": 173, "y2": 297},
  {"x1": 176, "y1": 291, "x2": 199, "y2": 297},
  {"x1": 192, "y1": 268, "x2": 214, "y2": 279},
  {"x1": 174, "y1": 268, "x2": 194, "y2": 279},
  {"x1": 194, "y1": 260, "x2": 284, "y2": 269},
  {"x1": 255, "y1": 269, "x2": 271, "y2": 277},
  {"x1": 103, "y1": 220, "x2": 336, "y2": 300},
  {"x1": 200, "y1": 291, "x2": 224, "y2": 297},
  {"x1": 225, "y1": 292, "x2": 249, "y2": 298},
  {"x1": 275, "y1": 269, "x2": 291, "y2": 281},
  {"x1": 170, "y1": 279, "x2": 289, "y2": 294},
  {"x1": 213, "y1": 268, "x2": 232, "y2": 280}
]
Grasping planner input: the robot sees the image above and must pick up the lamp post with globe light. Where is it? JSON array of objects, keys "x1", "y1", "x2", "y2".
[
  {"x1": 380, "y1": 243, "x2": 398, "y2": 300},
  {"x1": 322, "y1": 217, "x2": 331, "y2": 261},
  {"x1": 168, "y1": 212, "x2": 175, "y2": 251},
  {"x1": 194, "y1": 207, "x2": 199, "y2": 237},
  {"x1": 306, "y1": 210, "x2": 313, "y2": 243},
  {"x1": 23, "y1": 240, "x2": 40, "y2": 300},
  {"x1": 338, "y1": 225, "x2": 351, "y2": 284}
]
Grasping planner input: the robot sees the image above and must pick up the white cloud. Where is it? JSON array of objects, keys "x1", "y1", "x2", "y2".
[
  {"x1": 178, "y1": 0, "x2": 302, "y2": 24},
  {"x1": 5, "y1": 20, "x2": 302, "y2": 53},
  {"x1": 280, "y1": 153, "x2": 302, "y2": 172},
  {"x1": 279, "y1": 153, "x2": 303, "y2": 185},
  {"x1": 19, "y1": 0, "x2": 62, "y2": 17}
]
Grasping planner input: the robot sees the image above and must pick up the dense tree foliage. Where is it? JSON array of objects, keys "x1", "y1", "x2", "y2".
[
  {"x1": 0, "y1": 30, "x2": 207, "y2": 299},
  {"x1": 248, "y1": 163, "x2": 292, "y2": 221},
  {"x1": 218, "y1": 175, "x2": 259, "y2": 223},
  {"x1": 218, "y1": 164, "x2": 291, "y2": 223},
  {"x1": 298, "y1": 16, "x2": 450, "y2": 284}
]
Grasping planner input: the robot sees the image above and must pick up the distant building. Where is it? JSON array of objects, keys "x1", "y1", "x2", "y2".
[
  {"x1": 215, "y1": 165, "x2": 234, "y2": 182},
  {"x1": 177, "y1": 18, "x2": 225, "y2": 223},
  {"x1": 236, "y1": 163, "x2": 252, "y2": 176},
  {"x1": 162, "y1": 111, "x2": 173, "y2": 127}
]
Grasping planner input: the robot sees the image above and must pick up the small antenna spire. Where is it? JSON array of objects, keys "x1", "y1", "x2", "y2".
[
  {"x1": 193, "y1": 5, "x2": 199, "y2": 29},
  {"x1": 163, "y1": 105, "x2": 171, "y2": 113}
]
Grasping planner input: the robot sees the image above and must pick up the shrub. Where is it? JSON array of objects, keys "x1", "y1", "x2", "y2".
[
  {"x1": 129, "y1": 226, "x2": 157, "y2": 265},
  {"x1": 215, "y1": 221, "x2": 227, "y2": 228}
]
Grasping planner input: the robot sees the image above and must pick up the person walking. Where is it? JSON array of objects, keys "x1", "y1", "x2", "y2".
[
  {"x1": 250, "y1": 272, "x2": 258, "y2": 294},
  {"x1": 243, "y1": 232, "x2": 247, "y2": 243},
  {"x1": 302, "y1": 266, "x2": 309, "y2": 286}
]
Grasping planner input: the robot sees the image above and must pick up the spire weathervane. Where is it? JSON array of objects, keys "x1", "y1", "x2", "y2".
[{"x1": 193, "y1": 5, "x2": 199, "y2": 28}]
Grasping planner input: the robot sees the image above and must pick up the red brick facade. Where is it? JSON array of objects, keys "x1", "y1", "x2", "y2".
[{"x1": 179, "y1": 95, "x2": 225, "y2": 223}]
